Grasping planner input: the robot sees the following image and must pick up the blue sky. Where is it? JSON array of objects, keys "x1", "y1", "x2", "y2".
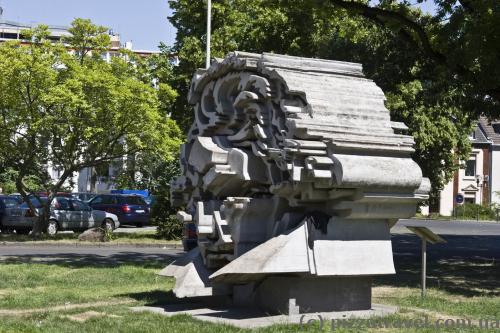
[
  {"x1": 370, "y1": 0, "x2": 436, "y2": 13},
  {"x1": 415, "y1": 1, "x2": 437, "y2": 13},
  {"x1": 0, "y1": 0, "x2": 176, "y2": 51}
]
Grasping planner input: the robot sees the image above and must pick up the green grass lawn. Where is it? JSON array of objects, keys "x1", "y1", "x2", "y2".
[
  {"x1": 0, "y1": 230, "x2": 181, "y2": 245},
  {"x1": 0, "y1": 248, "x2": 497, "y2": 332},
  {"x1": 0, "y1": 263, "x2": 171, "y2": 309}
]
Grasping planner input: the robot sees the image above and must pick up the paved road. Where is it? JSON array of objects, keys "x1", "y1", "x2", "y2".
[
  {"x1": 114, "y1": 219, "x2": 500, "y2": 236},
  {"x1": 0, "y1": 219, "x2": 498, "y2": 265},
  {"x1": 394, "y1": 218, "x2": 500, "y2": 236},
  {"x1": 0, "y1": 245, "x2": 182, "y2": 266},
  {"x1": 116, "y1": 219, "x2": 500, "y2": 236}
]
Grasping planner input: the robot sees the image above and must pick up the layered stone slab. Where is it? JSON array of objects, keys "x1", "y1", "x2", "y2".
[{"x1": 163, "y1": 52, "x2": 429, "y2": 315}]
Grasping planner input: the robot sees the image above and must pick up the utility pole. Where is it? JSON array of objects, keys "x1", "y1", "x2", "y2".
[{"x1": 206, "y1": 0, "x2": 211, "y2": 69}]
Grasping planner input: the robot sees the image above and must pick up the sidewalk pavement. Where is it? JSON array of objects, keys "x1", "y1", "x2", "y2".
[{"x1": 0, "y1": 240, "x2": 182, "y2": 248}]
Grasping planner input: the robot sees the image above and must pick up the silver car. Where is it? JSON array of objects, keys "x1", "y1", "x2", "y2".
[{"x1": 1, "y1": 196, "x2": 120, "y2": 235}]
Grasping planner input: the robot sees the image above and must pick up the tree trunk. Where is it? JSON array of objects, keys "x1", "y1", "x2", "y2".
[
  {"x1": 31, "y1": 197, "x2": 51, "y2": 237},
  {"x1": 30, "y1": 170, "x2": 72, "y2": 237},
  {"x1": 14, "y1": 176, "x2": 42, "y2": 237}
]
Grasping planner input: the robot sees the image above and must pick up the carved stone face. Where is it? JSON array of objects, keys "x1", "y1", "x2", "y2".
[{"x1": 165, "y1": 52, "x2": 429, "y2": 313}]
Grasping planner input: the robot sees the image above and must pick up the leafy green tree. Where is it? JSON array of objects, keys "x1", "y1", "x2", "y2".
[
  {"x1": 63, "y1": 18, "x2": 111, "y2": 63},
  {"x1": 325, "y1": 0, "x2": 500, "y2": 117},
  {"x1": 112, "y1": 46, "x2": 183, "y2": 198},
  {"x1": 149, "y1": 158, "x2": 183, "y2": 239},
  {"x1": 113, "y1": 150, "x2": 181, "y2": 194},
  {"x1": 0, "y1": 20, "x2": 181, "y2": 235},
  {"x1": 166, "y1": 0, "x2": 485, "y2": 202},
  {"x1": 0, "y1": 167, "x2": 48, "y2": 195},
  {"x1": 0, "y1": 25, "x2": 62, "y2": 218},
  {"x1": 109, "y1": 42, "x2": 184, "y2": 240}
]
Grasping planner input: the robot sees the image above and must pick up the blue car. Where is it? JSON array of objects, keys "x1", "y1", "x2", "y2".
[{"x1": 88, "y1": 194, "x2": 150, "y2": 227}]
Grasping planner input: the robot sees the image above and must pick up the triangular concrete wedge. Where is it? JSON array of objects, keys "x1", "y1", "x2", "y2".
[
  {"x1": 209, "y1": 223, "x2": 311, "y2": 283},
  {"x1": 159, "y1": 248, "x2": 213, "y2": 298}
]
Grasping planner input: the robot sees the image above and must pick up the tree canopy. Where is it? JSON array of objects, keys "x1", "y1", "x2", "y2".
[
  {"x1": 0, "y1": 19, "x2": 181, "y2": 234},
  {"x1": 327, "y1": 0, "x2": 500, "y2": 117},
  {"x1": 165, "y1": 0, "x2": 500, "y2": 200}
]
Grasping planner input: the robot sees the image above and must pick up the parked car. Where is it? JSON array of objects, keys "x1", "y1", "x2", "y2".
[
  {"x1": 71, "y1": 192, "x2": 97, "y2": 202},
  {"x1": 1, "y1": 197, "x2": 47, "y2": 234},
  {"x1": 88, "y1": 194, "x2": 150, "y2": 227},
  {"x1": 0, "y1": 195, "x2": 22, "y2": 233},
  {"x1": 1, "y1": 196, "x2": 119, "y2": 235},
  {"x1": 8, "y1": 193, "x2": 23, "y2": 201},
  {"x1": 110, "y1": 189, "x2": 149, "y2": 197},
  {"x1": 35, "y1": 192, "x2": 73, "y2": 198},
  {"x1": 183, "y1": 221, "x2": 198, "y2": 252}
]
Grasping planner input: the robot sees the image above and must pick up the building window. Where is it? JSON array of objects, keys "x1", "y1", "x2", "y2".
[
  {"x1": 464, "y1": 197, "x2": 475, "y2": 204},
  {"x1": 52, "y1": 166, "x2": 63, "y2": 179},
  {"x1": 493, "y1": 123, "x2": 500, "y2": 134},
  {"x1": 465, "y1": 159, "x2": 476, "y2": 177}
]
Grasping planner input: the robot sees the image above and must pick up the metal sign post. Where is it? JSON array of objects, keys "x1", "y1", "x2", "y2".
[
  {"x1": 406, "y1": 226, "x2": 447, "y2": 298},
  {"x1": 421, "y1": 238, "x2": 426, "y2": 297},
  {"x1": 455, "y1": 193, "x2": 464, "y2": 220}
]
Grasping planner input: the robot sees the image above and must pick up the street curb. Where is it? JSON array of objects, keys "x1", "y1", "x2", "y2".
[
  {"x1": 408, "y1": 218, "x2": 499, "y2": 224},
  {"x1": 0, "y1": 241, "x2": 183, "y2": 249}
]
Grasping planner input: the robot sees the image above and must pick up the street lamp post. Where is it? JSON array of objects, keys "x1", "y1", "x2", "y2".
[{"x1": 206, "y1": 0, "x2": 211, "y2": 69}]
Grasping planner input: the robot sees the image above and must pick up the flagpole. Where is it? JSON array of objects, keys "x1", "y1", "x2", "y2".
[{"x1": 206, "y1": 0, "x2": 211, "y2": 69}]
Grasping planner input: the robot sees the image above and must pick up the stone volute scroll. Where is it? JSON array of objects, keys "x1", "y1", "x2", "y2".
[{"x1": 160, "y1": 52, "x2": 430, "y2": 314}]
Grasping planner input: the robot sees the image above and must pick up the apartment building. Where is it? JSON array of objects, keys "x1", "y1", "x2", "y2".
[{"x1": 0, "y1": 18, "x2": 159, "y2": 55}]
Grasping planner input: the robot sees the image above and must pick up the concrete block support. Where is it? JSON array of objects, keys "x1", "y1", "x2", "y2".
[
  {"x1": 254, "y1": 276, "x2": 372, "y2": 314},
  {"x1": 162, "y1": 52, "x2": 429, "y2": 315}
]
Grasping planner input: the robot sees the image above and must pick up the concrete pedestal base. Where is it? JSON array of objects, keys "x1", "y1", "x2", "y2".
[
  {"x1": 234, "y1": 276, "x2": 372, "y2": 314},
  {"x1": 131, "y1": 302, "x2": 397, "y2": 329}
]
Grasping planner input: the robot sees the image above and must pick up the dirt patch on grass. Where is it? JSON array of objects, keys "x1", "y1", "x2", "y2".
[{"x1": 64, "y1": 310, "x2": 122, "y2": 322}]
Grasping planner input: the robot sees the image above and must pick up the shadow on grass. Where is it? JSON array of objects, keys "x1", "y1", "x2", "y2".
[
  {"x1": 123, "y1": 289, "x2": 235, "y2": 312},
  {"x1": 124, "y1": 290, "x2": 179, "y2": 306},
  {"x1": 375, "y1": 234, "x2": 500, "y2": 297},
  {"x1": 0, "y1": 252, "x2": 177, "y2": 269}
]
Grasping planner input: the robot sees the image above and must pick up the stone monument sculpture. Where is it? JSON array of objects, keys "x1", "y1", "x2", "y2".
[{"x1": 161, "y1": 52, "x2": 430, "y2": 314}]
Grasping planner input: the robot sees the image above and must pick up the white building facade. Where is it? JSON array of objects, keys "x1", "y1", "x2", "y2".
[{"x1": 436, "y1": 118, "x2": 500, "y2": 216}]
